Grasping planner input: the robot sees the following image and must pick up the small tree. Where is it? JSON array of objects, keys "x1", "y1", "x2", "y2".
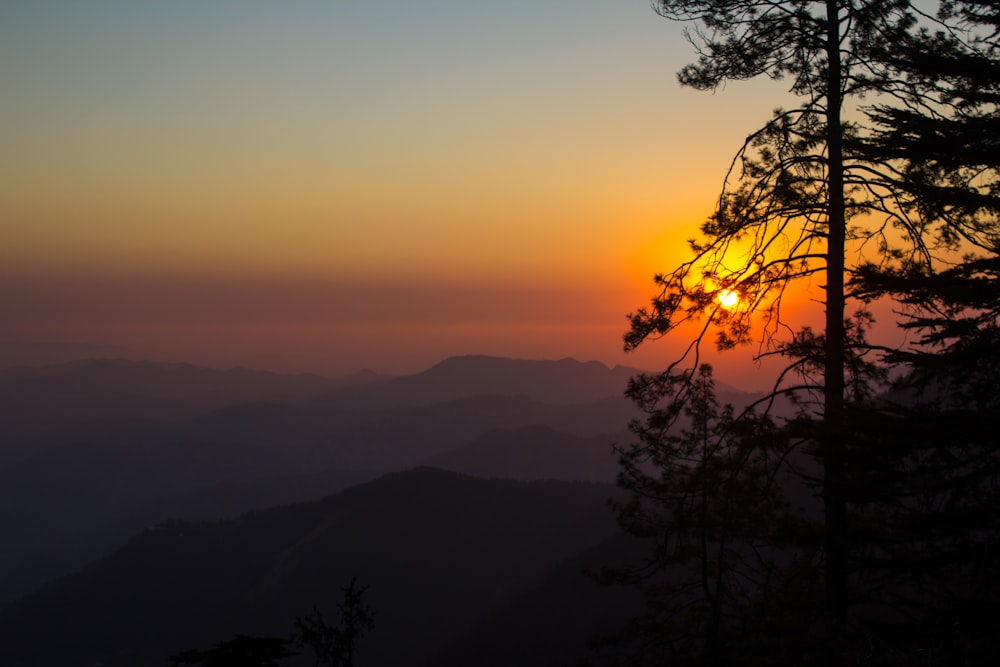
[{"x1": 294, "y1": 577, "x2": 375, "y2": 667}]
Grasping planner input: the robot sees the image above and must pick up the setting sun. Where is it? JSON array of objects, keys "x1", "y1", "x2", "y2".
[{"x1": 717, "y1": 289, "x2": 740, "y2": 309}]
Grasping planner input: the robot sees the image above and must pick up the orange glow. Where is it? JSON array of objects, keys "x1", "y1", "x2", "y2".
[{"x1": 1, "y1": 1, "x2": 805, "y2": 387}]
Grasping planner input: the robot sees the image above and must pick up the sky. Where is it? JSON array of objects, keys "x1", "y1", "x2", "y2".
[{"x1": 1, "y1": 0, "x2": 801, "y2": 386}]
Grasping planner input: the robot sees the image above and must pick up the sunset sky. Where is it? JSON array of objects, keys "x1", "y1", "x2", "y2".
[{"x1": 2, "y1": 0, "x2": 801, "y2": 385}]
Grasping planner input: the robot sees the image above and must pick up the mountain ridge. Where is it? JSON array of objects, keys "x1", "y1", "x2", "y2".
[
  {"x1": 0, "y1": 354, "x2": 760, "y2": 613},
  {"x1": 0, "y1": 467, "x2": 622, "y2": 667}
]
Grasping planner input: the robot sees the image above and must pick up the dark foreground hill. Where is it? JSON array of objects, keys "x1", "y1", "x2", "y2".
[
  {"x1": 428, "y1": 530, "x2": 646, "y2": 667},
  {"x1": 0, "y1": 392, "x2": 636, "y2": 605},
  {"x1": 0, "y1": 468, "x2": 623, "y2": 667}
]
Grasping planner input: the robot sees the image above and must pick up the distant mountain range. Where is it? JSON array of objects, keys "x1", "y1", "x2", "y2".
[
  {"x1": 0, "y1": 355, "x2": 659, "y2": 605},
  {"x1": 0, "y1": 353, "x2": 764, "y2": 665},
  {"x1": 0, "y1": 358, "x2": 389, "y2": 442},
  {"x1": 312, "y1": 354, "x2": 642, "y2": 408},
  {"x1": 423, "y1": 423, "x2": 623, "y2": 483}
]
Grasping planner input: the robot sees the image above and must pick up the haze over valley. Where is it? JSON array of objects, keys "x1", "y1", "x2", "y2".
[{"x1": 0, "y1": 353, "x2": 760, "y2": 666}]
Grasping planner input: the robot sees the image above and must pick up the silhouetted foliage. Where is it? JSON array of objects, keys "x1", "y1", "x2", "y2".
[
  {"x1": 623, "y1": 0, "x2": 927, "y2": 656},
  {"x1": 294, "y1": 577, "x2": 375, "y2": 667},
  {"x1": 615, "y1": 0, "x2": 999, "y2": 664},
  {"x1": 600, "y1": 365, "x2": 819, "y2": 665},
  {"x1": 858, "y1": 0, "x2": 999, "y2": 253},
  {"x1": 848, "y1": 263, "x2": 1000, "y2": 662},
  {"x1": 841, "y1": 3, "x2": 1000, "y2": 659}
]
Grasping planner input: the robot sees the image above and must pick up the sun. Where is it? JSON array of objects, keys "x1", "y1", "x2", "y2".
[{"x1": 717, "y1": 289, "x2": 740, "y2": 310}]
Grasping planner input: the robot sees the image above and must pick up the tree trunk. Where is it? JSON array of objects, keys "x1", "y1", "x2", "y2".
[{"x1": 823, "y1": 0, "x2": 848, "y2": 655}]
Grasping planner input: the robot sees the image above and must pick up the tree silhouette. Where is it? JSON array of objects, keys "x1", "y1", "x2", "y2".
[
  {"x1": 600, "y1": 365, "x2": 817, "y2": 665},
  {"x1": 294, "y1": 576, "x2": 375, "y2": 667},
  {"x1": 626, "y1": 0, "x2": 921, "y2": 644},
  {"x1": 859, "y1": 0, "x2": 999, "y2": 254},
  {"x1": 848, "y1": 264, "x2": 1000, "y2": 661},
  {"x1": 618, "y1": 0, "x2": 996, "y2": 663},
  {"x1": 167, "y1": 579, "x2": 375, "y2": 667},
  {"x1": 843, "y1": 5, "x2": 1000, "y2": 658}
]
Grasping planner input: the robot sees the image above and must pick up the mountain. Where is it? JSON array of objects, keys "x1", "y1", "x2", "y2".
[
  {"x1": 0, "y1": 468, "x2": 621, "y2": 667},
  {"x1": 0, "y1": 354, "x2": 769, "y2": 609},
  {"x1": 0, "y1": 354, "x2": 645, "y2": 462},
  {"x1": 0, "y1": 358, "x2": 385, "y2": 419},
  {"x1": 428, "y1": 530, "x2": 646, "y2": 667},
  {"x1": 0, "y1": 455, "x2": 378, "y2": 604},
  {"x1": 0, "y1": 393, "x2": 637, "y2": 606},
  {"x1": 0, "y1": 353, "x2": 776, "y2": 665},
  {"x1": 309, "y1": 355, "x2": 641, "y2": 409},
  {"x1": 1, "y1": 355, "x2": 768, "y2": 608},
  {"x1": 423, "y1": 424, "x2": 624, "y2": 483},
  {"x1": 0, "y1": 359, "x2": 390, "y2": 462}
]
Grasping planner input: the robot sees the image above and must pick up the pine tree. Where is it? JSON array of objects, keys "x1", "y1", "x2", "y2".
[
  {"x1": 624, "y1": 0, "x2": 924, "y2": 648},
  {"x1": 845, "y1": 8, "x2": 1000, "y2": 644},
  {"x1": 618, "y1": 1, "x2": 994, "y2": 662},
  {"x1": 843, "y1": 258, "x2": 1000, "y2": 663}
]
